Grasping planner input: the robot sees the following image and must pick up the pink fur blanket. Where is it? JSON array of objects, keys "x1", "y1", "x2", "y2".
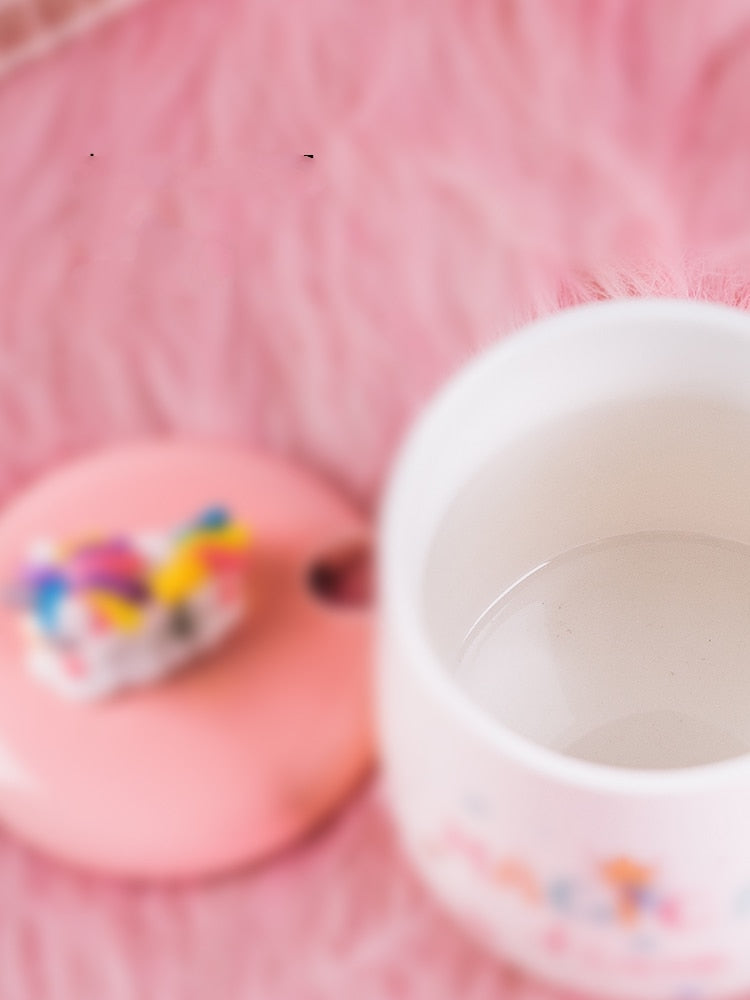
[{"x1": 2, "y1": 0, "x2": 750, "y2": 996}]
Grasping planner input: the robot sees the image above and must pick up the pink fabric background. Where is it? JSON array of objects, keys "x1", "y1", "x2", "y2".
[{"x1": 2, "y1": 0, "x2": 750, "y2": 996}]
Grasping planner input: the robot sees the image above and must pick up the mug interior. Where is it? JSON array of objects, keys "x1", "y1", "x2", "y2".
[{"x1": 390, "y1": 301, "x2": 750, "y2": 771}]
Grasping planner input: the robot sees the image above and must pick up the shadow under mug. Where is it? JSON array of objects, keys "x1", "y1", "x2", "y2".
[{"x1": 379, "y1": 298, "x2": 750, "y2": 1000}]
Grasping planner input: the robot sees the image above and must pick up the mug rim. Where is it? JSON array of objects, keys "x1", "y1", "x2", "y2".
[{"x1": 381, "y1": 296, "x2": 750, "y2": 797}]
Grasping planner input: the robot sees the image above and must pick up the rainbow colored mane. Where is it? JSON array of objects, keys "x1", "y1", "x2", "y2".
[{"x1": 15, "y1": 507, "x2": 252, "y2": 700}]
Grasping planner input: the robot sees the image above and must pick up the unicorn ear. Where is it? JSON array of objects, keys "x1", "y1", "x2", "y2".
[{"x1": 138, "y1": 532, "x2": 169, "y2": 562}]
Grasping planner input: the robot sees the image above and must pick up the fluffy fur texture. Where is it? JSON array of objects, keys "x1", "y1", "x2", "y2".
[{"x1": 2, "y1": 0, "x2": 750, "y2": 996}]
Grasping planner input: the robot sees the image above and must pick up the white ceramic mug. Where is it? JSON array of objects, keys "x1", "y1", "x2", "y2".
[{"x1": 379, "y1": 299, "x2": 750, "y2": 1000}]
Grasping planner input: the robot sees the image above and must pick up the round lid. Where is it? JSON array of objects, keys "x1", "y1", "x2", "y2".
[{"x1": 0, "y1": 440, "x2": 373, "y2": 879}]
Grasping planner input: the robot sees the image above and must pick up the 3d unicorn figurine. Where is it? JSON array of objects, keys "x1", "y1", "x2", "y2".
[{"x1": 12, "y1": 507, "x2": 252, "y2": 701}]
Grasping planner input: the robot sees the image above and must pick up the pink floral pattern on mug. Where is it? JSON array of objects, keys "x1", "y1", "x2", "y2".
[{"x1": 427, "y1": 824, "x2": 685, "y2": 931}]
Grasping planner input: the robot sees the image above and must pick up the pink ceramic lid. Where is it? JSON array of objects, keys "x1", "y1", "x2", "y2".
[{"x1": 0, "y1": 440, "x2": 373, "y2": 879}]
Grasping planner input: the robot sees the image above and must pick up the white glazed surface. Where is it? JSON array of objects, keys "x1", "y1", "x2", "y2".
[{"x1": 379, "y1": 299, "x2": 750, "y2": 1000}]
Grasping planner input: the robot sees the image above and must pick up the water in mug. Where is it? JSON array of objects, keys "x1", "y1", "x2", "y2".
[{"x1": 428, "y1": 395, "x2": 750, "y2": 770}]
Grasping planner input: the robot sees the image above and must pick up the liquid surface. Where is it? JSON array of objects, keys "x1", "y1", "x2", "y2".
[{"x1": 456, "y1": 532, "x2": 750, "y2": 769}]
